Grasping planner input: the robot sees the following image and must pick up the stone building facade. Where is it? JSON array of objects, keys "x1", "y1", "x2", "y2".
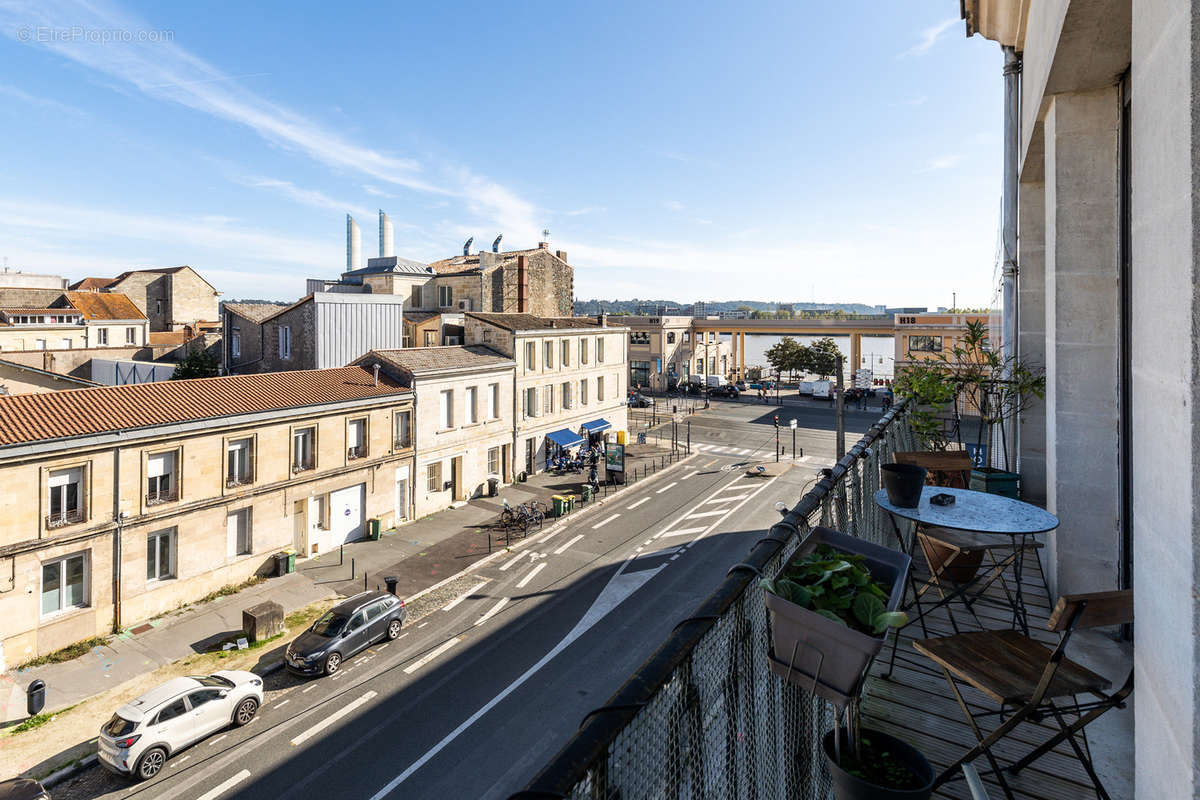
[
  {"x1": 354, "y1": 347, "x2": 517, "y2": 518},
  {"x1": 0, "y1": 366, "x2": 415, "y2": 667},
  {"x1": 71, "y1": 266, "x2": 221, "y2": 332}
]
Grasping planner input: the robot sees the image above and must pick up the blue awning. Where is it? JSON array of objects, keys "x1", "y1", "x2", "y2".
[
  {"x1": 581, "y1": 418, "x2": 611, "y2": 433},
  {"x1": 546, "y1": 429, "x2": 585, "y2": 449}
]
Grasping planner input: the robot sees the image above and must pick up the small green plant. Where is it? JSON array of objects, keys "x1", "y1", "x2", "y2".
[
  {"x1": 9, "y1": 705, "x2": 76, "y2": 734},
  {"x1": 16, "y1": 637, "x2": 108, "y2": 670},
  {"x1": 761, "y1": 546, "x2": 907, "y2": 635}
]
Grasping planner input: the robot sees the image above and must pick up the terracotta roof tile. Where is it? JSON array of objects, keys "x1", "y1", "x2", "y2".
[
  {"x1": 148, "y1": 331, "x2": 191, "y2": 347},
  {"x1": 69, "y1": 277, "x2": 116, "y2": 291},
  {"x1": 364, "y1": 346, "x2": 514, "y2": 374},
  {"x1": 0, "y1": 366, "x2": 410, "y2": 447},
  {"x1": 63, "y1": 291, "x2": 146, "y2": 320}
]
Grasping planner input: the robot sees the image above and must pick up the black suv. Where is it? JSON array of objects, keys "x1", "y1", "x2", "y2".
[
  {"x1": 710, "y1": 385, "x2": 740, "y2": 399},
  {"x1": 285, "y1": 591, "x2": 406, "y2": 677}
]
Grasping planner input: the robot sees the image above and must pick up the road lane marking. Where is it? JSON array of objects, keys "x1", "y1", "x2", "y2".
[
  {"x1": 274, "y1": 699, "x2": 290, "y2": 709},
  {"x1": 179, "y1": 756, "x2": 190, "y2": 764},
  {"x1": 592, "y1": 514, "x2": 620, "y2": 529},
  {"x1": 516, "y1": 561, "x2": 547, "y2": 588},
  {"x1": 195, "y1": 770, "x2": 250, "y2": 800},
  {"x1": 656, "y1": 526, "x2": 708, "y2": 539},
  {"x1": 553, "y1": 534, "x2": 584, "y2": 555},
  {"x1": 403, "y1": 638, "x2": 460, "y2": 675},
  {"x1": 702, "y1": 459, "x2": 717, "y2": 467},
  {"x1": 685, "y1": 510, "x2": 727, "y2": 519},
  {"x1": 442, "y1": 580, "x2": 488, "y2": 611},
  {"x1": 417, "y1": 622, "x2": 429, "y2": 628},
  {"x1": 701, "y1": 493, "x2": 750, "y2": 504},
  {"x1": 301, "y1": 685, "x2": 316, "y2": 694},
  {"x1": 680, "y1": 471, "x2": 698, "y2": 480},
  {"x1": 655, "y1": 481, "x2": 678, "y2": 493},
  {"x1": 634, "y1": 546, "x2": 681, "y2": 559},
  {"x1": 474, "y1": 597, "x2": 509, "y2": 626},
  {"x1": 499, "y1": 551, "x2": 528, "y2": 571},
  {"x1": 290, "y1": 691, "x2": 378, "y2": 746},
  {"x1": 627, "y1": 497, "x2": 650, "y2": 509},
  {"x1": 210, "y1": 734, "x2": 228, "y2": 745}
]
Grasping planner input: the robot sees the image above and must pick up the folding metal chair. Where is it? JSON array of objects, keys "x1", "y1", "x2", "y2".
[{"x1": 913, "y1": 590, "x2": 1133, "y2": 800}]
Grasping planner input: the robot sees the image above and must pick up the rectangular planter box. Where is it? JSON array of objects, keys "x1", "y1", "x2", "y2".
[
  {"x1": 970, "y1": 467, "x2": 1020, "y2": 499},
  {"x1": 765, "y1": 526, "x2": 910, "y2": 706}
]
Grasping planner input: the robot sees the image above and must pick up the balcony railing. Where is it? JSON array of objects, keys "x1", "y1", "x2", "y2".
[
  {"x1": 394, "y1": 437, "x2": 411, "y2": 450},
  {"x1": 45, "y1": 508, "x2": 85, "y2": 529},
  {"x1": 347, "y1": 445, "x2": 367, "y2": 460},
  {"x1": 512, "y1": 402, "x2": 917, "y2": 800},
  {"x1": 225, "y1": 471, "x2": 254, "y2": 489},
  {"x1": 292, "y1": 457, "x2": 315, "y2": 473},
  {"x1": 145, "y1": 488, "x2": 178, "y2": 506}
]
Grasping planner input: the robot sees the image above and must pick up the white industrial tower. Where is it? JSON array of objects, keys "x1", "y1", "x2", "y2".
[
  {"x1": 378, "y1": 210, "x2": 394, "y2": 258},
  {"x1": 346, "y1": 214, "x2": 361, "y2": 270}
]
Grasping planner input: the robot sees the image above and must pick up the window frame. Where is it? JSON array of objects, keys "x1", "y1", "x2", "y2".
[
  {"x1": 125, "y1": 326, "x2": 137, "y2": 345},
  {"x1": 225, "y1": 437, "x2": 254, "y2": 488},
  {"x1": 96, "y1": 328, "x2": 108, "y2": 346},
  {"x1": 438, "y1": 284, "x2": 453, "y2": 308},
  {"x1": 466, "y1": 385, "x2": 479, "y2": 424},
  {"x1": 227, "y1": 508, "x2": 252, "y2": 557},
  {"x1": 347, "y1": 417, "x2": 368, "y2": 460},
  {"x1": 292, "y1": 426, "x2": 316, "y2": 472},
  {"x1": 439, "y1": 389, "x2": 454, "y2": 430},
  {"x1": 41, "y1": 551, "x2": 89, "y2": 617},
  {"x1": 543, "y1": 341, "x2": 553, "y2": 370},
  {"x1": 394, "y1": 409, "x2": 412, "y2": 448},
  {"x1": 580, "y1": 378, "x2": 588, "y2": 406},
  {"x1": 487, "y1": 446, "x2": 500, "y2": 475},
  {"x1": 278, "y1": 325, "x2": 292, "y2": 360},
  {"x1": 487, "y1": 383, "x2": 499, "y2": 420},
  {"x1": 427, "y1": 461, "x2": 443, "y2": 493},
  {"x1": 147, "y1": 527, "x2": 176, "y2": 583},
  {"x1": 47, "y1": 465, "x2": 85, "y2": 528},
  {"x1": 146, "y1": 449, "x2": 178, "y2": 505},
  {"x1": 597, "y1": 336, "x2": 605, "y2": 363}
]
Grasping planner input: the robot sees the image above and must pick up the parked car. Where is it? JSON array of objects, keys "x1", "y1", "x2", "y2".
[
  {"x1": 285, "y1": 591, "x2": 406, "y2": 678},
  {"x1": 710, "y1": 385, "x2": 740, "y2": 399},
  {"x1": 0, "y1": 779, "x2": 50, "y2": 800},
  {"x1": 628, "y1": 392, "x2": 655, "y2": 408},
  {"x1": 97, "y1": 671, "x2": 263, "y2": 781},
  {"x1": 734, "y1": 380, "x2": 747, "y2": 391},
  {"x1": 685, "y1": 382, "x2": 704, "y2": 396}
]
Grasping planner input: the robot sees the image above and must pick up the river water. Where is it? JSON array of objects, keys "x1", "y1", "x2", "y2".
[{"x1": 720, "y1": 333, "x2": 896, "y2": 378}]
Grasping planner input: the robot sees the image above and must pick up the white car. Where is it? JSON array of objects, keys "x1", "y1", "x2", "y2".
[{"x1": 98, "y1": 670, "x2": 263, "y2": 780}]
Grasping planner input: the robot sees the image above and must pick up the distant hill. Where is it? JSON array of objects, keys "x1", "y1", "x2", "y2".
[{"x1": 573, "y1": 299, "x2": 881, "y2": 315}]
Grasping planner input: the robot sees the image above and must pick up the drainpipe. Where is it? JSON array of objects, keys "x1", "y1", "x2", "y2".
[
  {"x1": 111, "y1": 446, "x2": 123, "y2": 634},
  {"x1": 1001, "y1": 46, "x2": 1021, "y2": 471}
]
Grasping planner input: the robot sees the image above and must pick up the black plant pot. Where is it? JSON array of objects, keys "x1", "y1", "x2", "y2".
[
  {"x1": 823, "y1": 728, "x2": 934, "y2": 800},
  {"x1": 881, "y1": 463, "x2": 926, "y2": 508}
]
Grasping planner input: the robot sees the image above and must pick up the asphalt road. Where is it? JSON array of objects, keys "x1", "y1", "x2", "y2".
[{"x1": 52, "y1": 403, "x2": 836, "y2": 800}]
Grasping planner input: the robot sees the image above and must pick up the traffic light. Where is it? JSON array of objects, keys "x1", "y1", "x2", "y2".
[{"x1": 773, "y1": 415, "x2": 779, "y2": 428}]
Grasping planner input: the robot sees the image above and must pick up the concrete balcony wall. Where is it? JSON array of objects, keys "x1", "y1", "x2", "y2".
[{"x1": 1130, "y1": 1, "x2": 1198, "y2": 796}]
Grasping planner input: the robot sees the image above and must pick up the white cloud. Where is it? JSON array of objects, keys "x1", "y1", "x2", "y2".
[
  {"x1": 665, "y1": 200, "x2": 685, "y2": 211},
  {"x1": 924, "y1": 154, "x2": 965, "y2": 171},
  {"x1": 901, "y1": 17, "x2": 959, "y2": 57},
  {"x1": 362, "y1": 184, "x2": 397, "y2": 198},
  {"x1": 2, "y1": 0, "x2": 542, "y2": 241},
  {"x1": 561, "y1": 206, "x2": 606, "y2": 217},
  {"x1": 0, "y1": 83, "x2": 87, "y2": 116},
  {"x1": 232, "y1": 175, "x2": 372, "y2": 220}
]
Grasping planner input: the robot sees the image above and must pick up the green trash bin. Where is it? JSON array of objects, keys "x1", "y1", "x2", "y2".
[
  {"x1": 285, "y1": 551, "x2": 296, "y2": 574},
  {"x1": 367, "y1": 518, "x2": 381, "y2": 540},
  {"x1": 552, "y1": 495, "x2": 567, "y2": 517},
  {"x1": 582, "y1": 484, "x2": 594, "y2": 502}
]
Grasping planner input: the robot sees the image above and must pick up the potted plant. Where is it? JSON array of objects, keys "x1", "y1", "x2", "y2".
[
  {"x1": 894, "y1": 320, "x2": 1045, "y2": 498},
  {"x1": 761, "y1": 528, "x2": 932, "y2": 798}
]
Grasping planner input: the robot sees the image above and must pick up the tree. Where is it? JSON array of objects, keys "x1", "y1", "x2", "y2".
[
  {"x1": 171, "y1": 349, "x2": 220, "y2": 379},
  {"x1": 805, "y1": 337, "x2": 843, "y2": 379},
  {"x1": 765, "y1": 337, "x2": 803, "y2": 378}
]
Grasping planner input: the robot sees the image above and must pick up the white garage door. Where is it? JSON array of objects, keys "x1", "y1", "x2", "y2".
[{"x1": 330, "y1": 483, "x2": 366, "y2": 544}]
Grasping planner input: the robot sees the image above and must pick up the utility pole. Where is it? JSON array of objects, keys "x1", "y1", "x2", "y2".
[{"x1": 835, "y1": 356, "x2": 846, "y2": 459}]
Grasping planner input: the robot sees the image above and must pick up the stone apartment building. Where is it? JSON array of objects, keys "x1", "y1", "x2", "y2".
[
  {"x1": 464, "y1": 313, "x2": 628, "y2": 476},
  {"x1": 427, "y1": 243, "x2": 574, "y2": 318},
  {"x1": 0, "y1": 366, "x2": 415, "y2": 667},
  {"x1": 70, "y1": 266, "x2": 221, "y2": 332},
  {"x1": 0, "y1": 290, "x2": 150, "y2": 353},
  {"x1": 223, "y1": 293, "x2": 405, "y2": 374},
  {"x1": 354, "y1": 347, "x2": 516, "y2": 518},
  {"x1": 611, "y1": 315, "x2": 733, "y2": 391}
]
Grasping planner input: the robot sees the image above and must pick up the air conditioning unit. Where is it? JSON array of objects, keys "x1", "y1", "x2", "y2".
[{"x1": 457, "y1": 298, "x2": 473, "y2": 311}]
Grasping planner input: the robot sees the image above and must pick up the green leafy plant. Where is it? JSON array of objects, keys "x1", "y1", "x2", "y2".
[{"x1": 761, "y1": 545, "x2": 907, "y2": 635}]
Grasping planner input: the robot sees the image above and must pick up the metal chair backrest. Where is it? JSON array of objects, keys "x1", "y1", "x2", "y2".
[{"x1": 1048, "y1": 590, "x2": 1134, "y2": 632}]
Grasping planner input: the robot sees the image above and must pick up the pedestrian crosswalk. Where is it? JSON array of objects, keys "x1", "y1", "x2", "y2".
[{"x1": 689, "y1": 441, "x2": 829, "y2": 466}]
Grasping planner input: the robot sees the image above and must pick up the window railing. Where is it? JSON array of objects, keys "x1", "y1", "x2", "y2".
[
  {"x1": 292, "y1": 457, "x2": 315, "y2": 473},
  {"x1": 347, "y1": 445, "x2": 367, "y2": 460},
  {"x1": 511, "y1": 402, "x2": 916, "y2": 800},
  {"x1": 45, "y1": 508, "x2": 85, "y2": 528},
  {"x1": 394, "y1": 437, "x2": 411, "y2": 449},
  {"x1": 225, "y1": 471, "x2": 254, "y2": 488},
  {"x1": 145, "y1": 488, "x2": 178, "y2": 506}
]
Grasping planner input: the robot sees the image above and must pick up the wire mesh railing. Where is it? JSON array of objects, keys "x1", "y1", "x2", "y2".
[{"x1": 511, "y1": 402, "x2": 917, "y2": 800}]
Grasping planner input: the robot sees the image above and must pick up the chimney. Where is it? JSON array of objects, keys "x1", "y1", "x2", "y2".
[
  {"x1": 517, "y1": 255, "x2": 529, "y2": 313},
  {"x1": 492, "y1": 234, "x2": 503, "y2": 253},
  {"x1": 555, "y1": 249, "x2": 567, "y2": 262},
  {"x1": 373, "y1": 363, "x2": 380, "y2": 387},
  {"x1": 538, "y1": 241, "x2": 549, "y2": 250},
  {"x1": 596, "y1": 312, "x2": 608, "y2": 327}
]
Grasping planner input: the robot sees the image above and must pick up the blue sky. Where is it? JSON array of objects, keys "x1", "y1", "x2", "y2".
[{"x1": 0, "y1": 1, "x2": 1003, "y2": 307}]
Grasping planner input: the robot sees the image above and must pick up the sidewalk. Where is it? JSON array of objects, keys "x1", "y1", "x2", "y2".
[{"x1": 1, "y1": 440, "x2": 692, "y2": 726}]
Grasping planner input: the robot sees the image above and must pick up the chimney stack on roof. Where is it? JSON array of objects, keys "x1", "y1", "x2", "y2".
[
  {"x1": 373, "y1": 363, "x2": 380, "y2": 387},
  {"x1": 378, "y1": 211, "x2": 394, "y2": 258},
  {"x1": 463, "y1": 237, "x2": 474, "y2": 257},
  {"x1": 492, "y1": 234, "x2": 503, "y2": 253},
  {"x1": 555, "y1": 250, "x2": 568, "y2": 262}
]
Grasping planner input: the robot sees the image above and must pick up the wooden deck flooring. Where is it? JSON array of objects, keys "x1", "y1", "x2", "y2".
[{"x1": 861, "y1": 546, "x2": 1119, "y2": 800}]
